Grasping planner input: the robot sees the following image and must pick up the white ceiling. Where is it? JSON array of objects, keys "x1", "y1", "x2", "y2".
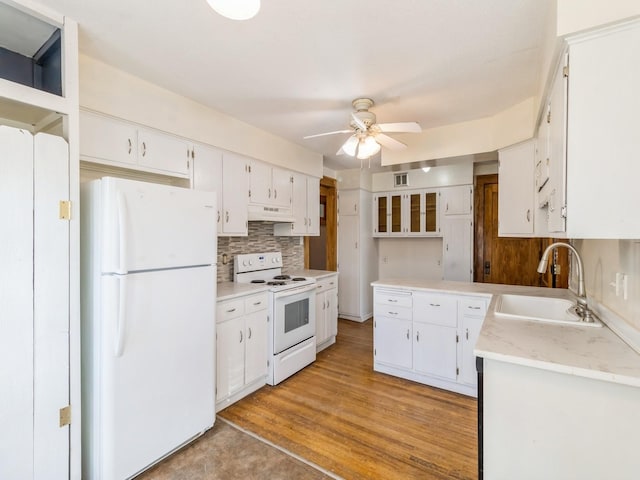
[{"x1": 34, "y1": 0, "x2": 554, "y2": 170}]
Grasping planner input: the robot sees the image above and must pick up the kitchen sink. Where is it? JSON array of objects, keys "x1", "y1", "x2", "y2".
[{"x1": 494, "y1": 294, "x2": 603, "y2": 327}]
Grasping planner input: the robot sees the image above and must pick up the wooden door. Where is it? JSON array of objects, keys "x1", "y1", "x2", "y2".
[{"x1": 475, "y1": 175, "x2": 567, "y2": 287}]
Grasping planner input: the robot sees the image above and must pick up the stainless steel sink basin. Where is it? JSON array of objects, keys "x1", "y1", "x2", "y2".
[{"x1": 494, "y1": 294, "x2": 602, "y2": 327}]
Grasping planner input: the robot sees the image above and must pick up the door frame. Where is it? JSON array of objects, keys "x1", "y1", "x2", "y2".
[
  {"x1": 305, "y1": 176, "x2": 337, "y2": 271},
  {"x1": 474, "y1": 174, "x2": 497, "y2": 283}
]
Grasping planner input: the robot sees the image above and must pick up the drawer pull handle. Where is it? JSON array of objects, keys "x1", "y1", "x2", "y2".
[
  {"x1": 253, "y1": 301, "x2": 262, "y2": 306},
  {"x1": 248, "y1": 327, "x2": 252, "y2": 339},
  {"x1": 239, "y1": 331, "x2": 243, "y2": 343},
  {"x1": 468, "y1": 306, "x2": 481, "y2": 310},
  {"x1": 429, "y1": 303, "x2": 441, "y2": 307},
  {"x1": 416, "y1": 331, "x2": 420, "y2": 342},
  {"x1": 466, "y1": 328, "x2": 469, "y2": 340},
  {"x1": 389, "y1": 311, "x2": 398, "y2": 315},
  {"x1": 226, "y1": 308, "x2": 236, "y2": 313},
  {"x1": 388, "y1": 299, "x2": 398, "y2": 303},
  {"x1": 406, "y1": 329, "x2": 410, "y2": 340}
]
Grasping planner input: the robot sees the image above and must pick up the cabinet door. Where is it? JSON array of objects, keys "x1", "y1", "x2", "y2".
[
  {"x1": 406, "y1": 191, "x2": 423, "y2": 235},
  {"x1": 424, "y1": 191, "x2": 439, "y2": 234},
  {"x1": 374, "y1": 316, "x2": 412, "y2": 369},
  {"x1": 290, "y1": 172, "x2": 308, "y2": 235},
  {"x1": 442, "y1": 217, "x2": 473, "y2": 281},
  {"x1": 498, "y1": 140, "x2": 535, "y2": 236},
  {"x1": 79, "y1": 111, "x2": 137, "y2": 166},
  {"x1": 244, "y1": 310, "x2": 268, "y2": 386},
  {"x1": 413, "y1": 323, "x2": 457, "y2": 380},
  {"x1": 249, "y1": 161, "x2": 272, "y2": 205},
  {"x1": 216, "y1": 318, "x2": 245, "y2": 401},
  {"x1": 338, "y1": 189, "x2": 359, "y2": 216},
  {"x1": 137, "y1": 128, "x2": 190, "y2": 177},
  {"x1": 441, "y1": 185, "x2": 472, "y2": 215},
  {"x1": 547, "y1": 53, "x2": 568, "y2": 233},
  {"x1": 327, "y1": 287, "x2": 338, "y2": 338},
  {"x1": 337, "y1": 216, "x2": 360, "y2": 317},
  {"x1": 271, "y1": 167, "x2": 292, "y2": 208},
  {"x1": 192, "y1": 144, "x2": 223, "y2": 232},
  {"x1": 389, "y1": 193, "x2": 403, "y2": 235},
  {"x1": 222, "y1": 153, "x2": 249, "y2": 235},
  {"x1": 459, "y1": 314, "x2": 483, "y2": 387},
  {"x1": 373, "y1": 194, "x2": 389, "y2": 236},
  {"x1": 306, "y1": 177, "x2": 320, "y2": 236},
  {"x1": 315, "y1": 291, "x2": 328, "y2": 345}
]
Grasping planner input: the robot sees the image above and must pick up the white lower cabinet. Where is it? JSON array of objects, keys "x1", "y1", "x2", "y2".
[
  {"x1": 215, "y1": 292, "x2": 268, "y2": 412},
  {"x1": 373, "y1": 287, "x2": 487, "y2": 397},
  {"x1": 315, "y1": 274, "x2": 338, "y2": 352}
]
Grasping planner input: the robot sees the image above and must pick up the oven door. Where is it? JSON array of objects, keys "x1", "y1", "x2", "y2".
[{"x1": 273, "y1": 284, "x2": 316, "y2": 355}]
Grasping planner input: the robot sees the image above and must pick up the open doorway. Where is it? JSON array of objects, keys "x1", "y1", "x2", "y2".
[{"x1": 305, "y1": 176, "x2": 337, "y2": 271}]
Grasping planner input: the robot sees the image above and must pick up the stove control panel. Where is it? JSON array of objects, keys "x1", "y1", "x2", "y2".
[{"x1": 235, "y1": 252, "x2": 282, "y2": 274}]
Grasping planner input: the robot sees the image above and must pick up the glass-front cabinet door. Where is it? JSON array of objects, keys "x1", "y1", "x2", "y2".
[
  {"x1": 408, "y1": 192, "x2": 422, "y2": 234},
  {"x1": 424, "y1": 190, "x2": 439, "y2": 235},
  {"x1": 390, "y1": 193, "x2": 403, "y2": 234},
  {"x1": 374, "y1": 194, "x2": 389, "y2": 236}
]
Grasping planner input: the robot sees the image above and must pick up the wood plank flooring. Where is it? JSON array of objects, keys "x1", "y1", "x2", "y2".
[{"x1": 219, "y1": 319, "x2": 478, "y2": 480}]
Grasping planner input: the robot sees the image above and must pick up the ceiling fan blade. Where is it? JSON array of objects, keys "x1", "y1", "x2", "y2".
[
  {"x1": 351, "y1": 113, "x2": 367, "y2": 132},
  {"x1": 303, "y1": 129, "x2": 352, "y2": 139},
  {"x1": 374, "y1": 133, "x2": 407, "y2": 150},
  {"x1": 376, "y1": 122, "x2": 422, "y2": 133}
]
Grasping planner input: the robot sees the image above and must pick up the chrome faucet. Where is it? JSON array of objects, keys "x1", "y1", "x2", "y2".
[{"x1": 537, "y1": 242, "x2": 594, "y2": 322}]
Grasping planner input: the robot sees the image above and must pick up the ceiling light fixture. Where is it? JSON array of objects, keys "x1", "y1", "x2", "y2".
[{"x1": 206, "y1": 0, "x2": 260, "y2": 20}]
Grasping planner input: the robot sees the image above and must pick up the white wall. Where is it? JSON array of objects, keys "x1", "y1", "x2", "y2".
[
  {"x1": 573, "y1": 239, "x2": 640, "y2": 331},
  {"x1": 79, "y1": 55, "x2": 323, "y2": 178},
  {"x1": 380, "y1": 98, "x2": 536, "y2": 167},
  {"x1": 378, "y1": 238, "x2": 443, "y2": 280},
  {"x1": 372, "y1": 163, "x2": 473, "y2": 192},
  {"x1": 336, "y1": 168, "x2": 373, "y2": 191}
]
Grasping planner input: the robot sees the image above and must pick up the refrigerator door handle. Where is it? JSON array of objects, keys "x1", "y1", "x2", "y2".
[
  {"x1": 117, "y1": 191, "x2": 128, "y2": 274},
  {"x1": 115, "y1": 275, "x2": 127, "y2": 357}
]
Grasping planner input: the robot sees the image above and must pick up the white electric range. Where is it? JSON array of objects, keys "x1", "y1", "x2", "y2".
[{"x1": 234, "y1": 252, "x2": 317, "y2": 385}]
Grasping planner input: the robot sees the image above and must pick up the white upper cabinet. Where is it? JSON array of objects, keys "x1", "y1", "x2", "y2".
[
  {"x1": 563, "y1": 21, "x2": 640, "y2": 238},
  {"x1": 531, "y1": 20, "x2": 640, "y2": 238},
  {"x1": 221, "y1": 152, "x2": 249, "y2": 236},
  {"x1": 79, "y1": 111, "x2": 191, "y2": 178},
  {"x1": 498, "y1": 139, "x2": 536, "y2": 236},
  {"x1": 273, "y1": 173, "x2": 319, "y2": 236},
  {"x1": 440, "y1": 185, "x2": 473, "y2": 216},
  {"x1": 372, "y1": 189, "x2": 439, "y2": 237},
  {"x1": 338, "y1": 189, "x2": 360, "y2": 216},
  {"x1": 249, "y1": 161, "x2": 291, "y2": 208},
  {"x1": 137, "y1": 128, "x2": 190, "y2": 176}
]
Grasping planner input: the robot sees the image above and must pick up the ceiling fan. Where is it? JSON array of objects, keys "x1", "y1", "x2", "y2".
[{"x1": 304, "y1": 98, "x2": 422, "y2": 159}]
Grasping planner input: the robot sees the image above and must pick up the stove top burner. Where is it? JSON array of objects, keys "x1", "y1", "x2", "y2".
[
  {"x1": 267, "y1": 281, "x2": 287, "y2": 286},
  {"x1": 250, "y1": 279, "x2": 266, "y2": 284},
  {"x1": 273, "y1": 275, "x2": 290, "y2": 280},
  {"x1": 292, "y1": 277, "x2": 306, "y2": 281}
]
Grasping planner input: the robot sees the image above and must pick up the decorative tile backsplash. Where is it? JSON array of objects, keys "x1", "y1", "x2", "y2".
[{"x1": 217, "y1": 222, "x2": 304, "y2": 282}]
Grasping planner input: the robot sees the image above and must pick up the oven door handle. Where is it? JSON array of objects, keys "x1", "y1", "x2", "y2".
[{"x1": 273, "y1": 283, "x2": 318, "y2": 299}]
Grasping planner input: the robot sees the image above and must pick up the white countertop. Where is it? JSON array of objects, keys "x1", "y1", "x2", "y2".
[
  {"x1": 288, "y1": 269, "x2": 338, "y2": 280},
  {"x1": 372, "y1": 279, "x2": 640, "y2": 388},
  {"x1": 217, "y1": 282, "x2": 270, "y2": 301}
]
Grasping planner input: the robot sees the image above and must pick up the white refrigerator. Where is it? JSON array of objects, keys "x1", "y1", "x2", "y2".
[{"x1": 81, "y1": 177, "x2": 217, "y2": 479}]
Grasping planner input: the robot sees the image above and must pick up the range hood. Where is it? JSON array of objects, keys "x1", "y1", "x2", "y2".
[{"x1": 247, "y1": 204, "x2": 295, "y2": 223}]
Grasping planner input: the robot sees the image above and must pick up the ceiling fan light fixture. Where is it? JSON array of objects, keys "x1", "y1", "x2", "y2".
[
  {"x1": 342, "y1": 135, "x2": 359, "y2": 157},
  {"x1": 357, "y1": 135, "x2": 380, "y2": 159},
  {"x1": 206, "y1": 0, "x2": 260, "y2": 20}
]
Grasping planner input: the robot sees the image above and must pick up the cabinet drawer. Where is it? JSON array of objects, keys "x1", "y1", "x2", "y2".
[
  {"x1": 316, "y1": 275, "x2": 338, "y2": 292},
  {"x1": 413, "y1": 293, "x2": 457, "y2": 326},
  {"x1": 458, "y1": 297, "x2": 487, "y2": 316},
  {"x1": 375, "y1": 289, "x2": 412, "y2": 308},
  {"x1": 374, "y1": 304, "x2": 412, "y2": 321},
  {"x1": 216, "y1": 298, "x2": 245, "y2": 322},
  {"x1": 245, "y1": 293, "x2": 268, "y2": 313}
]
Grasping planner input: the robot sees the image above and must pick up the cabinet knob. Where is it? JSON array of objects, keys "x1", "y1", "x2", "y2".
[{"x1": 406, "y1": 329, "x2": 410, "y2": 340}]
